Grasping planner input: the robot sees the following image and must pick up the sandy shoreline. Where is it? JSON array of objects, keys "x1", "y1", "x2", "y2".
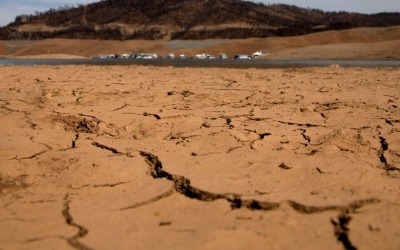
[
  {"x1": 5, "y1": 54, "x2": 90, "y2": 59},
  {"x1": 1, "y1": 26, "x2": 400, "y2": 60},
  {"x1": 1, "y1": 65, "x2": 399, "y2": 249}
]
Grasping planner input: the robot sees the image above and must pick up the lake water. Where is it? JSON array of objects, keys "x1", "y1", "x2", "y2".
[{"x1": 1, "y1": 58, "x2": 400, "y2": 68}]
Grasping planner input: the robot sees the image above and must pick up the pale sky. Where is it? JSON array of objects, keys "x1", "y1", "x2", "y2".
[{"x1": 0, "y1": 0, "x2": 399, "y2": 27}]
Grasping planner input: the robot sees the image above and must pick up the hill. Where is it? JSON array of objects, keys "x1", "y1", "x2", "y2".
[{"x1": 0, "y1": 0, "x2": 400, "y2": 40}]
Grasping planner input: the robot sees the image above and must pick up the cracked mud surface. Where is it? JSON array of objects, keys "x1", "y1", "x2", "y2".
[{"x1": 1, "y1": 65, "x2": 400, "y2": 249}]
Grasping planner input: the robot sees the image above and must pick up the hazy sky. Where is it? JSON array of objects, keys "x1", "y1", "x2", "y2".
[{"x1": 0, "y1": 0, "x2": 399, "y2": 26}]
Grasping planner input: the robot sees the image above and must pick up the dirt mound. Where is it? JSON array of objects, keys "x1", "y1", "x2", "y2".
[{"x1": 51, "y1": 114, "x2": 100, "y2": 134}]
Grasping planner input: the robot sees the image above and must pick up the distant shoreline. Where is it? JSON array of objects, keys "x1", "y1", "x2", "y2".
[
  {"x1": 1, "y1": 58, "x2": 400, "y2": 68},
  {"x1": 1, "y1": 26, "x2": 399, "y2": 60}
]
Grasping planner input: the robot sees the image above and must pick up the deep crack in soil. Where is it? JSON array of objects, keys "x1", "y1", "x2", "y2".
[
  {"x1": 72, "y1": 133, "x2": 79, "y2": 149},
  {"x1": 136, "y1": 151, "x2": 382, "y2": 250},
  {"x1": 62, "y1": 194, "x2": 93, "y2": 250},
  {"x1": 88, "y1": 144, "x2": 381, "y2": 249},
  {"x1": 378, "y1": 136, "x2": 400, "y2": 172},
  {"x1": 92, "y1": 142, "x2": 132, "y2": 157},
  {"x1": 331, "y1": 213, "x2": 357, "y2": 250},
  {"x1": 137, "y1": 151, "x2": 380, "y2": 215}
]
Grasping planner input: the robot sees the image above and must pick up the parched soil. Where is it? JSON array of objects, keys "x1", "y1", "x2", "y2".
[{"x1": 0, "y1": 65, "x2": 399, "y2": 249}]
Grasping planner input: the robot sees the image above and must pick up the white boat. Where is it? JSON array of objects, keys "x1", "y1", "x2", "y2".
[
  {"x1": 207, "y1": 54, "x2": 216, "y2": 59},
  {"x1": 167, "y1": 53, "x2": 175, "y2": 59},
  {"x1": 132, "y1": 53, "x2": 157, "y2": 59},
  {"x1": 234, "y1": 54, "x2": 251, "y2": 59},
  {"x1": 251, "y1": 51, "x2": 266, "y2": 58},
  {"x1": 195, "y1": 53, "x2": 207, "y2": 59},
  {"x1": 142, "y1": 53, "x2": 158, "y2": 59},
  {"x1": 219, "y1": 53, "x2": 228, "y2": 59},
  {"x1": 195, "y1": 53, "x2": 216, "y2": 59},
  {"x1": 99, "y1": 54, "x2": 117, "y2": 59}
]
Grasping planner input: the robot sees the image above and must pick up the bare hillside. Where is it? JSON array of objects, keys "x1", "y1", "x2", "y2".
[{"x1": 0, "y1": 0, "x2": 400, "y2": 40}]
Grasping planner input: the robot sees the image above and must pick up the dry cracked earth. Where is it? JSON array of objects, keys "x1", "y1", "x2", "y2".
[{"x1": 0, "y1": 65, "x2": 399, "y2": 249}]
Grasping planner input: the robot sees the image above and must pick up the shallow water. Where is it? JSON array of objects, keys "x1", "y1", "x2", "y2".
[{"x1": 1, "y1": 58, "x2": 400, "y2": 68}]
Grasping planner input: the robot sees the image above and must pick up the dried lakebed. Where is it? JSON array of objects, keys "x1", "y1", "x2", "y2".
[{"x1": 0, "y1": 65, "x2": 399, "y2": 249}]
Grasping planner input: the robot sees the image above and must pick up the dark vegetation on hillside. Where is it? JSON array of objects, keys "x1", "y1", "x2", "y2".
[{"x1": 1, "y1": 0, "x2": 399, "y2": 40}]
